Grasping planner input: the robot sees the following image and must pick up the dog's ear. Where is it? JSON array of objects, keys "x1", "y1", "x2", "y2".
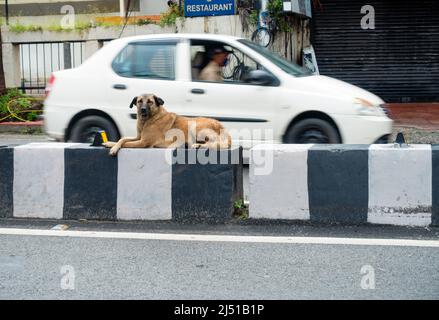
[
  {"x1": 154, "y1": 95, "x2": 164, "y2": 106},
  {"x1": 129, "y1": 96, "x2": 138, "y2": 109}
]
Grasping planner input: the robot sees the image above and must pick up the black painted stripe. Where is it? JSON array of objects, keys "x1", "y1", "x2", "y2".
[
  {"x1": 130, "y1": 113, "x2": 268, "y2": 123},
  {"x1": 171, "y1": 147, "x2": 243, "y2": 222},
  {"x1": 432, "y1": 145, "x2": 439, "y2": 226},
  {"x1": 63, "y1": 145, "x2": 118, "y2": 220},
  {"x1": 0, "y1": 147, "x2": 13, "y2": 218},
  {"x1": 207, "y1": 117, "x2": 268, "y2": 123},
  {"x1": 307, "y1": 145, "x2": 369, "y2": 224}
]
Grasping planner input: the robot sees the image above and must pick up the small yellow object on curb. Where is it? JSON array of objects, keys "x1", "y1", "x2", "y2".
[
  {"x1": 51, "y1": 224, "x2": 69, "y2": 231},
  {"x1": 91, "y1": 130, "x2": 108, "y2": 146},
  {"x1": 100, "y1": 131, "x2": 108, "y2": 143}
]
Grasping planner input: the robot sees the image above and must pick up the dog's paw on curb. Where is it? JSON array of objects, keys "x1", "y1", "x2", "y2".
[
  {"x1": 102, "y1": 142, "x2": 116, "y2": 148},
  {"x1": 191, "y1": 143, "x2": 203, "y2": 149},
  {"x1": 109, "y1": 146, "x2": 120, "y2": 156}
]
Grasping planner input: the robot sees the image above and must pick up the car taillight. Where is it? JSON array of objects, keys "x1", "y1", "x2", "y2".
[{"x1": 45, "y1": 74, "x2": 55, "y2": 98}]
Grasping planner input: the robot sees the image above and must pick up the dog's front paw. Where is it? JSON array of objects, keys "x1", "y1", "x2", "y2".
[
  {"x1": 102, "y1": 141, "x2": 116, "y2": 148},
  {"x1": 191, "y1": 143, "x2": 204, "y2": 149},
  {"x1": 109, "y1": 146, "x2": 120, "y2": 156}
]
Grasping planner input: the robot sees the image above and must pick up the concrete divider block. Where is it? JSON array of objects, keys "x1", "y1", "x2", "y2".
[
  {"x1": 63, "y1": 145, "x2": 118, "y2": 220},
  {"x1": 171, "y1": 147, "x2": 243, "y2": 223},
  {"x1": 431, "y1": 145, "x2": 439, "y2": 226},
  {"x1": 117, "y1": 148, "x2": 173, "y2": 220},
  {"x1": 0, "y1": 143, "x2": 244, "y2": 223},
  {"x1": 13, "y1": 143, "x2": 78, "y2": 219},
  {"x1": 250, "y1": 144, "x2": 312, "y2": 220},
  {"x1": 0, "y1": 147, "x2": 13, "y2": 218},
  {"x1": 250, "y1": 144, "x2": 435, "y2": 227},
  {"x1": 308, "y1": 145, "x2": 369, "y2": 224},
  {"x1": 368, "y1": 145, "x2": 432, "y2": 226}
]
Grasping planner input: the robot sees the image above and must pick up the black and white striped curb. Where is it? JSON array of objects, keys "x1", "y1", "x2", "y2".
[
  {"x1": 0, "y1": 143, "x2": 243, "y2": 222},
  {"x1": 250, "y1": 144, "x2": 439, "y2": 227}
]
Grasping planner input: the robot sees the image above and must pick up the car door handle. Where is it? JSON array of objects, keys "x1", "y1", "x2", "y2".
[
  {"x1": 113, "y1": 84, "x2": 127, "y2": 90},
  {"x1": 191, "y1": 88, "x2": 205, "y2": 94}
]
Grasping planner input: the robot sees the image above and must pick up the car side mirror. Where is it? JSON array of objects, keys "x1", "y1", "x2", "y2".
[{"x1": 244, "y1": 70, "x2": 277, "y2": 86}]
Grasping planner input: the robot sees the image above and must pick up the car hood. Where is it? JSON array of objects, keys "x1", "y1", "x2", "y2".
[{"x1": 296, "y1": 75, "x2": 385, "y2": 105}]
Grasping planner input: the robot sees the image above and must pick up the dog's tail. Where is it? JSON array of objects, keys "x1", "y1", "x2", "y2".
[{"x1": 199, "y1": 125, "x2": 231, "y2": 149}]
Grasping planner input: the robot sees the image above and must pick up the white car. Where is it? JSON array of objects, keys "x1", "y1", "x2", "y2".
[{"x1": 43, "y1": 33, "x2": 393, "y2": 148}]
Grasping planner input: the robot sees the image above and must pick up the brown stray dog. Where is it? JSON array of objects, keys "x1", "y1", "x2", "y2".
[{"x1": 103, "y1": 94, "x2": 232, "y2": 156}]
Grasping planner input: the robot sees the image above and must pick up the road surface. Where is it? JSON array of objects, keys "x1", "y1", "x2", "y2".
[{"x1": 0, "y1": 220, "x2": 438, "y2": 299}]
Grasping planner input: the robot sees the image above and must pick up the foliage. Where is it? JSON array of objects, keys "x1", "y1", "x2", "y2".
[
  {"x1": 46, "y1": 21, "x2": 95, "y2": 32},
  {"x1": 233, "y1": 199, "x2": 248, "y2": 220},
  {"x1": 238, "y1": 0, "x2": 294, "y2": 35},
  {"x1": 237, "y1": 0, "x2": 258, "y2": 32},
  {"x1": 9, "y1": 24, "x2": 43, "y2": 33},
  {"x1": 10, "y1": 18, "x2": 160, "y2": 34},
  {"x1": 0, "y1": 89, "x2": 42, "y2": 122},
  {"x1": 46, "y1": 24, "x2": 66, "y2": 32},
  {"x1": 159, "y1": 2, "x2": 182, "y2": 27},
  {"x1": 267, "y1": 0, "x2": 294, "y2": 33},
  {"x1": 249, "y1": 9, "x2": 259, "y2": 26},
  {"x1": 136, "y1": 18, "x2": 154, "y2": 26},
  {"x1": 73, "y1": 21, "x2": 95, "y2": 31},
  {"x1": 95, "y1": 21, "x2": 120, "y2": 28}
]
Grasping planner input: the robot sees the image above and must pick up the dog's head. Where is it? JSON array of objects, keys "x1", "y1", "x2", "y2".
[{"x1": 129, "y1": 94, "x2": 164, "y2": 120}]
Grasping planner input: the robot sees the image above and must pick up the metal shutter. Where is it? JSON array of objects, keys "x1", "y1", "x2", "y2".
[{"x1": 311, "y1": 0, "x2": 439, "y2": 103}]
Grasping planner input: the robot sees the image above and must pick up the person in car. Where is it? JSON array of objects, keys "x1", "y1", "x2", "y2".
[{"x1": 199, "y1": 46, "x2": 232, "y2": 82}]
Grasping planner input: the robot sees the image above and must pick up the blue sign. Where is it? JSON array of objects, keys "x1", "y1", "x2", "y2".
[{"x1": 185, "y1": 0, "x2": 236, "y2": 18}]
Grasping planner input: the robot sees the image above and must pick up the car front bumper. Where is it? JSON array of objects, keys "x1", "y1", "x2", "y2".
[{"x1": 333, "y1": 114, "x2": 394, "y2": 144}]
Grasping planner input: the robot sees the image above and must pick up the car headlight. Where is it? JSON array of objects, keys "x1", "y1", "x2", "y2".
[{"x1": 354, "y1": 98, "x2": 385, "y2": 116}]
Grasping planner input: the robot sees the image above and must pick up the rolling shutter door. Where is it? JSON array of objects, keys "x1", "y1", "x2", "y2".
[{"x1": 311, "y1": 0, "x2": 439, "y2": 103}]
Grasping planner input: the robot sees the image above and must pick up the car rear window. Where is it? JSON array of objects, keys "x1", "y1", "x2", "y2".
[{"x1": 112, "y1": 42, "x2": 176, "y2": 80}]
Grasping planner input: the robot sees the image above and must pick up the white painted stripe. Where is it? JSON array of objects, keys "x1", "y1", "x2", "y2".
[
  {"x1": 13, "y1": 144, "x2": 78, "y2": 219},
  {"x1": 249, "y1": 144, "x2": 313, "y2": 220},
  {"x1": 0, "y1": 228, "x2": 438, "y2": 248},
  {"x1": 15, "y1": 143, "x2": 79, "y2": 149},
  {"x1": 368, "y1": 144, "x2": 432, "y2": 226},
  {"x1": 117, "y1": 148, "x2": 172, "y2": 220}
]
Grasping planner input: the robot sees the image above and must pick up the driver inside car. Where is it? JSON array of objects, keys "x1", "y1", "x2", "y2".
[{"x1": 199, "y1": 46, "x2": 232, "y2": 82}]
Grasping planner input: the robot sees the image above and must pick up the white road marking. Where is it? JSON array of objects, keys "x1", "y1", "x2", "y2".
[{"x1": 0, "y1": 228, "x2": 438, "y2": 248}]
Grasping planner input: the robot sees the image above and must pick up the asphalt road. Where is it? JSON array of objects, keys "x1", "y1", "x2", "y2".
[{"x1": 0, "y1": 220, "x2": 438, "y2": 300}]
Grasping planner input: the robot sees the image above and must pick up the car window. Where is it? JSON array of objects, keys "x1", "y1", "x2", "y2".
[
  {"x1": 239, "y1": 39, "x2": 311, "y2": 77},
  {"x1": 112, "y1": 42, "x2": 176, "y2": 80},
  {"x1": 190, "y1": 40, "x2": 269, "y2": 85}
]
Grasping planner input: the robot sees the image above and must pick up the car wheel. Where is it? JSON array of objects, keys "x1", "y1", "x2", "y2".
[
  {"x1": 284, "y1": 118, "x2": 341, "y2": 144},
  {"x1": 69, "y1": 116, "x2": 119, "y2": 143}
]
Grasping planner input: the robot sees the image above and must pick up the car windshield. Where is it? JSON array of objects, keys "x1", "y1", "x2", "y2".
[{"x1": 238, "y1": 39, "x2": 312, "y2": 77}]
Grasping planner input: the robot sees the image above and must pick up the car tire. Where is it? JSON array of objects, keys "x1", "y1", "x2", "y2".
[
  {"x1": 284, "y1": 118, "x2": 341, "y2": 144},
  {"x1": 69, "y1": 115, "x2": 119, "y2": 143}
]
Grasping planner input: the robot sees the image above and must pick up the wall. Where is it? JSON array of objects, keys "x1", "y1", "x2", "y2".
[
  {"x1": 139, "y1": 0, "x2": 168, "y2": 15},
  {"x1": 0, "y1": 0, "x2": 135, "y2": 16},
  {"x1": 0, "y1": 0, "x2": 169, "y2": 27}
]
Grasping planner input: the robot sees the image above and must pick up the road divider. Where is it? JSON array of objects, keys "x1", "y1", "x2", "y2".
[
  {"x1": 250, "y1": 144, "x2": 438, "y2": 227},
  {"x1": 0, "y1": 143, "x2": 243, "y2": 222},
  {"x1": 2, "y1": 142, "x2": 439, "y2": 227}
]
